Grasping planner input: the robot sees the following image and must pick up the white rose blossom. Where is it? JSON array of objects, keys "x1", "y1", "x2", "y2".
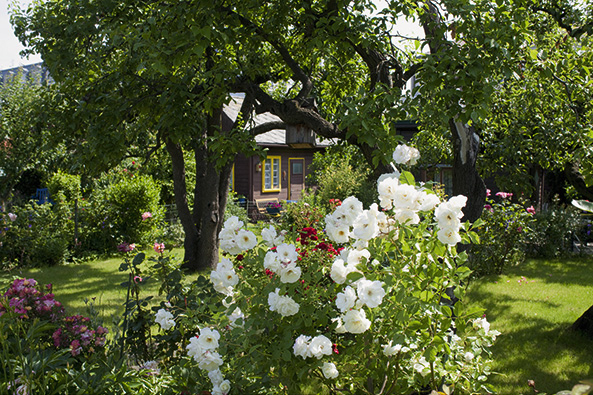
[
  {"x1": 268, "y1": 288, "x2": 299, "y2": 317},
  {"x1": 356, "y1": 279, "x2": 386, "y2": 308},
  {"x1": 279, "y1": 261, "x2": 302, "y2": 283},
  {"x1": 342, "y1": 309, "x2": 371, "y2": 333},
  {"x1": 309, "y1": 335, "x2": 333, "y2": 359},
  {"x1": 393, "y1": 144, "x2": 420, "y2": 166},
  {"x1": 154, "y1": 308, "x2": 176, "y2": 331},
  {"x1": 293, "y1": 335, "x2": 312, "y2": 359},
  {"x1": 382, "y1": 341, "x2": 403, "y2": 356},
  {"x1": 322, "y1": 362, "x2": 339, "y2": 379},
  {"x1": 197, "y1": 327, "x2": 220, "y2": 350},
  {"x1": 276, "y1": 243, "x2": 298, "y2": 263},
  {"x1": 261, "y1": 224, "x2": 284, "y2": 246},
  {"x1": 208, "y1": 369, "x2": 224, "y2": 386},
  {"x1": 336, "y1": 286, "x2": 357, "y2": 312}
]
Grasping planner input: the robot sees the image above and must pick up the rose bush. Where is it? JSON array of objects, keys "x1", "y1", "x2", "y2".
[{"x1": 153, "y1": 144, "x2": 499, "y2": 395}]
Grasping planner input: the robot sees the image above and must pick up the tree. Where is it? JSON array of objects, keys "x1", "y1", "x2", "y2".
[
  {"x1": 0, "y1": 74, "x2": 56, "y2": 205},
  {"x1": 478, "y1": 1, "x2": 593, "y2": 201},
  {"x1": 12, "y1": 0, "x2": 537, "y2": 271}
]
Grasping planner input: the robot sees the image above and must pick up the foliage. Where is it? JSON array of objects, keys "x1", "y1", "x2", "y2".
[
  {"x1": 280, "y1": 192, "x2": 327, "y2": 233},
  {"x1": 0, "y1": 201, "x2": 72, "y2": 268},
  {"x1": 46, "y1": 170, "x2": 81, "y2": 202},
  {"x1": 81, "y1": 171, "x2": 163, "y2": 252},
  {"x1": 0, "y1": 73, "x2": 57, "y2": 202},
  {"x1": 468, "y1": 192, "x2": 535, "y2": 277},
  {"x1": 526, "y1": 202, "x2": 583, "y2": 258},
  {"x1": 148, "y1": 168, "x2": 499, "y2": 394},
  {"x1": 224, "y1": 191, "x2": 249, "y2": 225},
  {"x1": 308, "y1": 145, "x2": 376, "y2": 210}
]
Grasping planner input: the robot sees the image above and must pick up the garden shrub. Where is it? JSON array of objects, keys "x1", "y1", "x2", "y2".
[
  {"x1": 526, "y1": 201, "x2": 582, "y2": 257},
  {"x1": 279, "y1": 191, "x2": 327, "y2": 233},
  {"x1": 81, "y1": 172, "x2": 163, "y2": 252},
  {"x1": 468, "y1": 192, "x2": 535, "y2": 277},
  {"x1": 0, "y1": 200, "x2": 72, "y2": 268},
  {"x1": 308, "y1": 145, "x2": 377, "y2": 210},
  {"x1": 46, "y1": 170, "x2": 81, "y2": 202},
  {"x1": 224, "y1": 191, "x2": 249, "y2": 225},
  {"x1": 147, "y1": 145, "x2": 499, "y2": 395}
]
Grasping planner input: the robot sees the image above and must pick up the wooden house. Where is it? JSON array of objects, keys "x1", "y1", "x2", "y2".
[{"x1": 222, "y1": 96, "x2": 332, "y2": 214}]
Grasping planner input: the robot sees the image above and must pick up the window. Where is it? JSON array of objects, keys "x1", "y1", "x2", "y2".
[{"x1": 262, "y1": 156, "x2": 281, "y2": 192}]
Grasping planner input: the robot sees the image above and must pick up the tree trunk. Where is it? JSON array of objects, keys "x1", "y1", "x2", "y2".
[
  {"x1": 564, "y1": 161, "x2": 593, "y2": 201},
  {"x1": 450, "y1": 120, "x2": 486, "y2": 223},
  {"x1": 570, "y1": 305, "x2": 593, "y2": 338}
]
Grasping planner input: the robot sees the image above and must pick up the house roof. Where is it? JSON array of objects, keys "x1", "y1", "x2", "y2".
[{"x1": 224, "y1": 94, "x2": 333, "y2": 147}]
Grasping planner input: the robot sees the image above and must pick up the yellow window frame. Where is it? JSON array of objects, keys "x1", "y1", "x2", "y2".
[{"x1": 262, "y1": 156, "x2": 281, "y2": 192}]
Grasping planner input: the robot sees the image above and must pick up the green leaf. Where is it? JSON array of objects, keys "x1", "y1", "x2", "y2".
[
  {"x1": 132, "y1": 253, "x2": 145, "y2": 266},
  {"x1": 399, "y1": 171, "x2": 415, "y2": 185},
  {"x1": 347, "y1": 271, "x2": 364, "y2": 282}
]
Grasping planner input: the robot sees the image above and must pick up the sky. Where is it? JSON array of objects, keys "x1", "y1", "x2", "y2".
[{"x1": 1, "y1": 0, "x2": 41, "y2": 70}]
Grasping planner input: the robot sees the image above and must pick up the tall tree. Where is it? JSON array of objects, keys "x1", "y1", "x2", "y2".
[{"x1": 12, "y1": 0, "x2": 534, "y2": 270}]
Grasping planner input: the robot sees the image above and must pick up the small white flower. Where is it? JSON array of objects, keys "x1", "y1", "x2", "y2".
[
  {"x1": 382, "y1": 341, "x2": 402, "y2": 356},
  {"x1": 322, "y1": 362, "x2": 339, "y2": 379},
  {"x1": 413, "y1": 356, "x2": 431, "y2": 377},
  {"x1": 309, "y1": 335, "x2": 333, "y2": 359},
  {"x1": 293, "y1": 335, "x2": 312, "y2": 359},
  {"x1": 8, "y1": 213, "x2": 17, "y2": 222},
  {"x1": 336, "y1": 286, "x2": 357, "y2": 312},
  {"x1": 352, "y1": 211, "x2": 379, "y2": 241},
  {"x1": 223, "y1": 215, "x2": 243, "y2": 231},
  {"x1": 342, "y1": 309, "x2": 371, "y2": 333},
  {"x1": 356, "y1": 279, "x2": 386, "y2": 308},
  {"x1": 261, "y1": 224, "x2": 284, "y2": 246},
  {"x1": 326, "y1": 222, "x2": 351, "y2": 244},
  {"x1": 154, "y1": 308, "x2": 176, "y2": 331},
  {"x1": 392, "y1": 183, "x2": 420, "y2": 210},
  {"x1": 197, "y1": 327, "x2": 220, "y2": 350},
  {"x1": 464, "y1": 351, "x2": 475, "y2": 362},
  {"x1": 268, "y1": 289, "x2": 299, "y2": 317},
  {"x1": 228, "y1": 307, "x2": 244, "y2": 327},
  {"x1": 474, "y1": 317, "x2": 490, "y2": 334}
]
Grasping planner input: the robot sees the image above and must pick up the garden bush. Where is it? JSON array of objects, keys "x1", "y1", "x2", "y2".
[
  {"x1": 526, "y1": 201, "x2": 582, "y2": 258},
  {"x1": 80, "y1": 171, "x2": 163, "y2": 252},
  {"x1": 141, "y1": 145, "x2": 499, "y2": 395},
  {"x1": 468, "y1": 191, "x2": 535, "y2": 277},
  {"x1": 0, "y1": 200, "x2": 72, "y2": 268}
]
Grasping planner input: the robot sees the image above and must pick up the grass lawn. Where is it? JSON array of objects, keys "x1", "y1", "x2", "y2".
[
  {"x1": 465, "y1": 256, "x2": 593, "y2": 394},
  {"x1": 0, "y1": 248, "x2": 194, "y2": 323}
]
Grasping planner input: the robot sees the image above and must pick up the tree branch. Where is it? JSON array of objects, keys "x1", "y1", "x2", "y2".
[{"x1": 220, "y1": 5, "x2": 313, "y2": 99}]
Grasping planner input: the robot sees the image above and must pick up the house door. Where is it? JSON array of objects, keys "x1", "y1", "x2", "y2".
[{"x1": 288, "y1": 158, "x2": 305, "y2": 200}]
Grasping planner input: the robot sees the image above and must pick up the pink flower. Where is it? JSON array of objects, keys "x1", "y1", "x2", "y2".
[
  {"x1": 486, "y1": 189, "x2": 491, "y2": 197},
  {"x1": 142, "y1": 212, "x2": 153, "y2": 221},
  {"x1": 133, "y1": 276, "x2": 143, "y2": 284},
  {"x1": 484, "y1": 204, "x2": 493, "y2": 212},
  {"x1": 8, "y1": 213, "x2": 17, "y2": 222},
  {"x1": 526, "y1": 206, "x2": 535, "y2": 214},
  {"x1": 495, "y1": 192, "x2": 513, "y2": 199},
  {"x1": 153, "y1": 242, "x2": 165, "y2": 254},
  {"x1": 117, "y1": 243, "x2": 136, "y2": 253}
]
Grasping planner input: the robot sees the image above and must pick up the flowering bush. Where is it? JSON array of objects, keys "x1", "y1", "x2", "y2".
[
  {"x1": 155, "y1": 144, "x2": 499, "y2": 394},
  {"x1": 0, "y1": 278, "x2": 64, "y2": 321},
  {"x1": 52, "y1": 315, "x2": 109, "y2": 357},
  {"x1": 468, "y1": 190, "x2": 535, "y2": 277},
  {"x1": 526, "y1": 201, "x2": 582, "y2": 258}
]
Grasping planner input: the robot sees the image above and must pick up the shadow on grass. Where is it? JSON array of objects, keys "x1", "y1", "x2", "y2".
[{"x1": 466, "y1": 256, "x2": 593, "y2": 394}]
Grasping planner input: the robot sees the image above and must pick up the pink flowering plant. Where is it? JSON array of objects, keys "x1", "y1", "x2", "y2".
[
  {"x1": 154, "y1": 145, "x2": 500, "y2": 394},
  {"x1": 468, "y1": 190, "x2": 535, "y2": 276}
]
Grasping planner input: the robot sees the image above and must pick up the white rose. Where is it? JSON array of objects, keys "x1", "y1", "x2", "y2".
[
  {"x1": 309, "y1": 335, "x2": 333, "y2": 359},
  {"x1": 326, "y1": 222, "x2": 351, "y2": 244},
  {"x1": 223, "y1": 215, "x2": 243, "y2": 231},
  {"x1": 418, "y1": 191, "x2": 441, "y2": 211},
  {"x1": 208, "y1": 369, "x2": 224, "y2": 386},
  {"x1": 154, "y1": 309, "x2": 175, "y2": 331},
  {"x1": 236, "y1": 229, "x2": 257, "y2": 251},
  {"x1": 437, "y1": 226, "x2": 462, "y2": 246},
  {"x1": 219, "y1": 379, "x2": 231, "y2": 394},
  {"x1": 276, "y1": 243, "x2": 298, "y2": 263},
  {"x1": 186, "y1": 336, "x2": 203, "y2": 360},
  {"x1": 382, "y1": 341, "x2": 402, "y2": 356},
  {"x1": 293, "y1": 335, "x2": 312, "y2": 359},
  {"x1": 393, "y1": 209, "x2": 420, "y2": 225},
  {"x1": 356, "y1": 279, "x2": 386, "y2": 308},
  {"x1": 342, "y1": 309, "x2": 371, "y2": 334},
  {"x1": 330, "y1": 259, "x2": 350, "y2": 284},
  {"x1": 464, "y1": 351, "x2": 475, "y2": 362},
  {"x1": 392, "y1": 183, "x2": 419, "y2": 210},
  {"x1": 413, "y1": 356, "x2": 430, "y2": 377},
  {"x1": 198, "y1": 350, "x2": 224, "y2": 372},
  {"x1": 336, "y1": 286, "x2": 357, "y2": 312},
  {"x1": 339, "y1": 197, "x2": 364, "y2": 224},
  {"x1": 275, "y1": 295, "x2": 300, "y2": 317},
  {"x1": 435, "y1": 203, "x2": 463, "y2": 229},
  {"x1": 263, "y1": 250, "x2": 281, "y2": 273},
  {"x1": 210, "y1": 267, "x2": 238, "y2": 288},
  {"x1": 279, "y1": 262, "x2": 301, "y2": 283},
  {"x1": 197, "y1": 327, "x2": 220, "y2": 350},
  {"x1": 322, "y1": 362, "x2": 339, "y2": 379},
  {"x1": 393, "y1": 144, "x2": 420, "y2": 166},
  {"x1": 352, "y1": 211, "x2": 379, "y2": 241}
]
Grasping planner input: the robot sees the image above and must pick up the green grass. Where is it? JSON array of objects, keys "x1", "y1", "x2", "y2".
[
  {"x1": 465, "y1": 256, "x2": 593, "y2": 394},
  {"x1": 0, "y1": 248, "x2": 194, "y2": 322}
]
